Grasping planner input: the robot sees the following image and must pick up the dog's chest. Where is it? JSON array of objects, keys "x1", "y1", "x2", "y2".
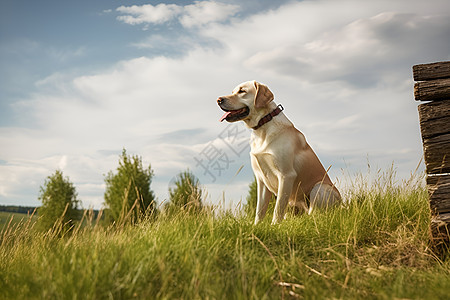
[
  {"x1": 250, "y1": 151, "x2": 279, "y2": 193},
  {"x1": 249, "y1": 132, "x2": 285, "y2": 193}
]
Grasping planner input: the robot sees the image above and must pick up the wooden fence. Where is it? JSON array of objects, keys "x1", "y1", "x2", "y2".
[{"x1": 413, "y1": 61, "x2": 450, "y2": 249}]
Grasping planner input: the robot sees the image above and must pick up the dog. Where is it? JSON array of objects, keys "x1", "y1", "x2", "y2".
[{"x1": 217, "y1": 80, "x2": 341, "y2": 224}]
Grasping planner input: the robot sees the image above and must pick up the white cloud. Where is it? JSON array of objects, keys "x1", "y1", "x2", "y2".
[
  {"x1": 58, "y1": 155, "x2": 67, "y2": 170},
  {"x1": 245, "y1": 11, "x2": 450, "y2": 87},
  {"x1": 1, "y1": 49, "x2": 255, "y2": 207},
  {"x1": 116, "y1": 3, "x2": 182, "y2": 25},
  {"x1": 180, "y1": 1, "x2": 239, "y2": 28},
  {"x1": 116, "y1": 1, "x2": 239, "y2": 28}
]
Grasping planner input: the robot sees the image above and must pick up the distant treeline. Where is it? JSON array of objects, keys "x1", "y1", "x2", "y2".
[
  {"x1": 0, "y1": 205, "x2": 102, "y2": 218},
  {"x1": 0, "y1": 205, "x2": 37, "y2": 215}
]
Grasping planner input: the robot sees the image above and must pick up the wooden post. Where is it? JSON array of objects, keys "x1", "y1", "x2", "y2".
[{"x1": 413, "y1": 61, "x2": 450, "y2": 251}]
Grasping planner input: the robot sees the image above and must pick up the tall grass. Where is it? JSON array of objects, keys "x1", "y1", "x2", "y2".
[{"x1": 1, "y1": 169, "x2": 450, "y2": 299}]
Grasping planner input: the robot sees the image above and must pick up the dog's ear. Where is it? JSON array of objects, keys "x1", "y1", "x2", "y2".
[{"x1": 254, "y1": 81, "x2": 274, "y2": 109}]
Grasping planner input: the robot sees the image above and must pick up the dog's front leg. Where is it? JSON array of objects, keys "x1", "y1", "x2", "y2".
[
  {"x1": 254, "y1": 177, "x2": 272, "y2": 225},
  {"x1": 272, "y1": 174, "x2": 295, "y2": 224}
]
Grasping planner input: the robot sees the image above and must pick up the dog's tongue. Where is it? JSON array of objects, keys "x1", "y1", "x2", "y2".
[{"x1": 219, "y1": 111, "x2": 231, "y2": 122}]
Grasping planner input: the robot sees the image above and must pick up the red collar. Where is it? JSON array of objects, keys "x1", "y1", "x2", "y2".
[{"x1": 252, "y1": 104, "x2": 284, "y2": 130}]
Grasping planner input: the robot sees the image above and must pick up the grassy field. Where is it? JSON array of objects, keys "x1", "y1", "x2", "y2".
[
  {"x1": 0, "y1": 211, "x2": 37, "y2": 228},
  {"x1": 1, "y1": 172, "x2": 450, "y2": 299}
]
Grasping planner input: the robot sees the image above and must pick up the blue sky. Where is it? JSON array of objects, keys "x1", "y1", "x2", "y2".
[{"x1": 1, "y1": 0, "x2": 449, "y2": 209}]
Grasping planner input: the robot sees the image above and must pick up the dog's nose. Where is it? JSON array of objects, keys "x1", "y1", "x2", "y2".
[{"x1": 217, "y1": 97, "x2": 225, "y2": 105}]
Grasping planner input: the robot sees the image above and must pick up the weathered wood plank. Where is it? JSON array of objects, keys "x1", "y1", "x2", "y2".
[
  {"x1": 420, "y1": 117, "x2": 450, "y2": 140},
  {"x1": 414, "y1": 78, "x2": 450, "y2": 101},
  {"x1": 427, "y1": 173, "x2": 450, "y2": 185},
  {"x1": 427, "y1": 174, "x2": 450, "y2": 214},
  {"x1": 418, "y1": 100, "x2": 450, "y2": 123},
  {"x1": 413, "y1": 61, "x2": 450, "y2": 81},
  {"x1": 423, "y1": 133, "x2": 450, "y2": 174},
  {"x1": 418, "y1": 100, "x2": 450, "y2": 139}
]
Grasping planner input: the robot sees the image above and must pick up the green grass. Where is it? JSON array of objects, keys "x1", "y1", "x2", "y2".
[
  {"x1": 0, "y1": 211, "x2": 37, "y2": 228},
  {"x1": 1, "y1": 171, "x2": 450, "y2": 299}
]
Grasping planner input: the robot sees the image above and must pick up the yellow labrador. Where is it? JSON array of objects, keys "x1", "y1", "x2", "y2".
[{"x1": 217, "y1": 80, "x2": 341, "y2": 224}]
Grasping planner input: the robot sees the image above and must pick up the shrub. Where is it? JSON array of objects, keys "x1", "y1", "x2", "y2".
[
  {"x1": 37, "y1": 170, "x2": 80, "y2": 232},
  {"x1": 166, "y1": 170, "x2": 202, "y2": 214},
  {"x1": 104, "y1": 149, "x2": 156, "y2": 224}
]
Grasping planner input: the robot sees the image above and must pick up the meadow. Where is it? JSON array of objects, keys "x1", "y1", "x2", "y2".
[
  {"x1": 1, "y1": 170, "x2": 450, "y2": 299},
  {"x1": 0, "y1": 211, "x2": 37, "y2": 228}
]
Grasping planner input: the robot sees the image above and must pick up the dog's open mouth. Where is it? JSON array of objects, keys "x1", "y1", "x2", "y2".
[{"x1": 219, "y1": 106, "x2": 250, "y2": 122}]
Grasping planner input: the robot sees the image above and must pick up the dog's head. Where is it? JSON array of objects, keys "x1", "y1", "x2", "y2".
[{"x1": 217, "y1": 81, "x2": 274, "y2": 127}]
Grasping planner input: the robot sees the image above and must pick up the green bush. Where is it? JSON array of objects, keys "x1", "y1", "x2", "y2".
[
  {"x1": 37, "y1": 170, "x2": 80, "y2": 233},
  {"x1": 166, "y1": 170, "x2": 202, "y2": 214},
  {"x1": 104, "y1": 149, "x2": 156, "y2": 224}
]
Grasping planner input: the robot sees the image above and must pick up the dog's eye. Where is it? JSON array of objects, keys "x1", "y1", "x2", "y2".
[{"x1": 238, "y1": 89, "x2": 246, "y2": 94}]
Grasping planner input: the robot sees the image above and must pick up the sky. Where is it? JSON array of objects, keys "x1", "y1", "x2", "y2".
[{"x1": 1, "y1": 0, "x2": 449, "y2": 210}]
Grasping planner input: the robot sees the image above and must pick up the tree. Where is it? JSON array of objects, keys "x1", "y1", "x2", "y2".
[
  {"x1": 166, "y1": 170, "x2": 202, "y2": 214},
  {"x1": 37, "y1": 170, "x2": 80, "y2": 232},
  {"x1": 104, "y1": 149, "x2": 156, "y2": 224}
]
